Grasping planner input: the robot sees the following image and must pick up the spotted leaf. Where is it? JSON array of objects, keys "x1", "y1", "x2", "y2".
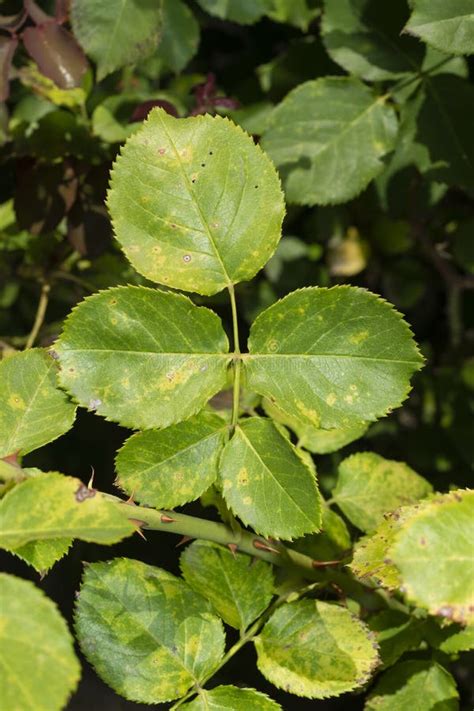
[{"x1": 183, "y1": 685, "x2": 282, "y2": 709}]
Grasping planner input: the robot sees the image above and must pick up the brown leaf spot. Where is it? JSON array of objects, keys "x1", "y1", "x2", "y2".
[{"x1": 75, "y1": 483, "x2": 96, "y2": 502}]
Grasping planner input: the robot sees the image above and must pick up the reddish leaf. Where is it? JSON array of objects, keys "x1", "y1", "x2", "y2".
[
  {"x1": 0, "y1": 35, "x2": 17, "y2": 101},
  {"x1": 23, "y1": 21, "x2": 88, "y2": 89},
  {"x1": 24, "y1": 0, "x2": 51, "y2": 25},
  {"x1": 130, "y1": 99, "x2": 179, "y2": 122}
]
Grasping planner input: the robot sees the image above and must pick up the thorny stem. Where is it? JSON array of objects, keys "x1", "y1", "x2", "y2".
[
  {"x1": 228, "y1": 284, "x2": 241, "y2": 432},
  {"x1": 25, "y1": 281, "x2": 50, "y2": 349}
]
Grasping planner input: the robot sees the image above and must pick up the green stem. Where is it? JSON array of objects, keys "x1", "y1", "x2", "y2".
[
  {"x1": 25, "y1": 282, "x2": 50, "y2": 349},
  {"x1": 387, "y1": 56, "x2": 452, "y2": 98},
  {"x1": 228, "y1": 285, "x2": 241, "y2": 430}
]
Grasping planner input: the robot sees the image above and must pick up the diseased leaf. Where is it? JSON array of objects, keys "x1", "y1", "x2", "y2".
[
  {"x1": 71, "y1": 0, "x2": 162, "y2": 80},
  {"x1": 292, "y1": 507, "x2": 351, "y2": 562},
  {"x1": 263, "y1": 397, "x2": 368, "y2": 453},
  {"x1": 0, "y1": 472, "x2": 134, "y2": 563},
  {"x1": 220, "y1": 417, "x2": 322, "y2": 540},
  {"x1": 261, "y1": 78, "x2": 398, "y2": 205},
  {"x1": 9, "y1": 538, "x2": 72, "y2": 575},
  {"x1": 333, "y1": 452, "x2": 432, "y2": 532},
  {"x1": 183, "y1": 685, "x2": 282, "y2": 709},
  {"x1": 391, "y1": 489, "x2": 474, "y2": 625},
  {"x1": 245, "y1": 287, "x2": 423, "y2": 430},
  {"x1": 255, "y1": 600, "x2": 379, "y2": 698},
  {"x1": 108, "y1": 109, "x2": 285, "y2": 295},
  {"x1": 0, "y1": 573, "x2": 80, "y2": 711},
  {"x1": 367, "y1": 610, "x2": 426, "y2": 667},
  {"x1": 0, "y1": 349, "x2": 76, "y2": 457},
  {"x1": 116, "y1": 412, "x2": 227, "y2": 509},
  {"x1": 75, "y1": 558, "x2": 225, "y2": 704},
  {"x1": 416, "y1": 75, "x2": 474, "y2": 191},
  {"x1": 322, "y1": 0, "x2": 423, "y2": 80},
  {"x1": 157, "y1": 0, "x2": 200, "y2": 73},
  {"x1": 180, "y1": 540, "x2": 274, "y2": 630},
  {"x1": 405, "y1": 0, "x2": 474, "y2": 56},
  {"x1": 365, "y1": 660, "x2": 459, "y2": 711},
  {"x1": 55, "y1": 286, "x2": 230, "y2": 429}
]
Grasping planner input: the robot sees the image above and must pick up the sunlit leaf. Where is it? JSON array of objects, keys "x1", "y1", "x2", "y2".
[
  {"x1": 365, "y1": 660, "x2": 459, "y2": 710},
  {"x1": 0, "y1": 349, "x2": 76, "y2": 458},
  {"x1": 220, "y1": 417, "x2": 322, "y2": 539},
  {"x1": 333, "y1": 452, "x2": 432, "y2": 532},
  {"x1": 71, "y1": 0, "x2": 162, "y2": 80},
  {"x1": 75, "y1": 558, "x2": 225, "y2": 703},
  {"x1": 261, "y1": 78, "x2": 398, "y2": 205},
  {"x1": 180, "y1": 540, "x2": 274, "y2": 630},
  {"x1": 108, "y1": 109, "x2": 285, "y2": 295},
  {"x1": 405, "y1": 0, "x2": 474, "y2": 56},
  {"x1": 55, "y1": 286, "x2": 230, "y2": 429},
  {"x1": 183, "y1": 685, "x2": 282, "y2": 709},
  {"x1": 115, "y1": 412, "x2": 227, "y2": 509},
  {"x1": 0, "y1": 573, "x2": 80, "y2": 711},
  {"x1": 255, "y1": 600, "x2": 379, "y2": 698},
  {"x1": 246, "y1": 287, "x2": 423, "y2": 430}
]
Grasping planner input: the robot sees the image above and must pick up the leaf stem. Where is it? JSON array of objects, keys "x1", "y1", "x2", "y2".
[
  {"x1": 228, "y1": 285, "x2": 241, "y2": 431},
  {"x1": 25, "y1": 281, "x2": 50, "y2": 349},
  {"x1": 387, "y1": 56, "x2": 452, "y2": 98}
]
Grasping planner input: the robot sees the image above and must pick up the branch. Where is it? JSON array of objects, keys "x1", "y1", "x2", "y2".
[{"x1": 25, "y1": 281, "x2": 50, "y2": 349}]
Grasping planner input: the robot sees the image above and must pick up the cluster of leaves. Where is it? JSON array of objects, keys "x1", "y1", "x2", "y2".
[{"x1": 1, "y1": 1, "x2": 473, "y2": 710}]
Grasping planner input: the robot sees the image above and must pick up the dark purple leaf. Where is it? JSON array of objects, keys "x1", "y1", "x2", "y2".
[
  {"x1": 55, "y1": 0, "x2": 71, "y2": 24},
  {"x1": 0, "y1": 35, "x2": 17, "y2": 101},
  {"x1": 23, "y1": 21, "x2": 88, "y2": 89},
  {"x1": 130, "y1": 99, "x2": 179, "y2": 122}
]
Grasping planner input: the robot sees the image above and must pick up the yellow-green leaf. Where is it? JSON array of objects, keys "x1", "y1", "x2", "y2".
[{"x1": 183, "y1": 685, "x2": 282, "y2": 709}]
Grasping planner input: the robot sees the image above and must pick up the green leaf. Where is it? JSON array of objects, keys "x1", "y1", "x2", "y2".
[
  {"x1": 436, "y1": 624, "x2": 474, "y2": 654},
  {"x1": 292, "y1": 507, "x2": 351, "y2": 561},
  {"x1": 183, "y1": 685, "x2": 282, "y2": 709},
  {"x1": 71, "y1": 0, "x2": 162, "y2": 80},
  {"x1": 405, "y1": 0, "x2": 474, "y2": 56},
  {"x1": 245, "y1": 287, "x2": 423, "y2": 430},
  {"x1": 195, "y1": 0, "x2": 272, "y2": 24},
  {"x1": 263, "y1": 397, "x2": 368, "y2": 453},
  {"x1": 220, "y1": 417, "x2": 322, "y2": 539},
  {"x1": 180, "y1": 540, "x2": 274, "y2": 630},
  {"x1": 108, "y1": 109, "x2": 285, "y2": 295},
  {"x1": 333, "y1": 452, "x2": 432, "y2": 532},
  {"x1": 116, "y1": 413, "x2": 227, "y2": 509},
  {"x1": 322, "y1": 0, "x2": 423, "y2": 80},
  {"x1": 157, "y1": 0, "x2": 200, "y2": 73},
  {"x1": 75, "y1": 558, "x2": 225, "y2": 704},
  {"x1": 0, "y1": 472, "x2": 134, "y2": 568},
  {"x1": 255, "y1": 600, "x2": 379, "y2": 698},
  {"x1": 261, "y1": 78, "x2": 398, "y2": 205},
  {"x1": 416, "y1": 75, "x2": 474, "y2": 190},
  {"x1": 365, "y1": 660, "x2": 459, "y2": 711},
  {"x1": 55, "y1": 286, "x2": 230, "y2": 429},
  {"x1": 367, "y1": 610, "x2": 426, "y2": 667},
  {"x1": 391, "y1": 489, "x2": 474, "y2": 625},
  {"x1": 0, "y1": 349, "x2": 76, "y2": 457},
  {"x1": 0, "y1": 573, "x2": 80, "y2": 711}
]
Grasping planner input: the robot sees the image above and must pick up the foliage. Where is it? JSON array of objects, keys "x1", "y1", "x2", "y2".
[{"x1": 0, "y1": 1, "x2": 473, "y2": 709}]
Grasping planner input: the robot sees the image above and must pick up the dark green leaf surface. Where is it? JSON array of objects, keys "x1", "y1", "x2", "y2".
[
  {"x1": 391, "y1": 489, "x2": 474, "y2": 624},
  {"x1": 180, "y1": 540, "x2": 274, "y2": 630},
  {"x1": 367, "y1": 610, "x2": 426, "y2": 667},
  {"x1": 75, "y1": 558, "x2": 225, "y2": 704},
  {"x1": 0, "y1": 472, "x2": 134, "y2": 557},
  {"x1": 246, "y1": 287, "x2": 423, "y2": 430},
  {"x1": 0, "y1": 349, "x2": 76, "y2": 457},
  {"x1": 195, "y1": 0, "x2": 271, "y2": 24},
  {"x1": 0, "y1": 574, "x2": 80, "y2": 711},
  {"x1": 365, "y1": 660, "x2": 459, "y2": 710},
  {"x1": 108, "y1": 109, "x2": 285, "y2": 295},
  {"x1": 116, "y1": 412, "x2": 227, "y2": 509},
  {"x1": 255, "y1": 600, "x2": 379, "y2": 698},
  {"x1": 333, "y1": 452, "x2": 432, "y2": 532},
  {"x1": 71, "y1": 0, "x2": 162, "y2": 80},
  {"x1": 292, "y1": 507, "x2": 351, "y2": 562},
  {"x1": 322, "y1": 0, "x2": 423, "y2": 80},
  {"x1": 261, "y1": 78, "x2": 398, "y2": 205},
  {"x1": 405, "y1": 0, "x2": 474, "y2": 56},
  {"x1": 183, "y1": 685, "x2": 282, "y2": 709},
  {"x1": 157, "y1": 0, "x2": 200, "y2": 73},
  {"x1": 220, "y1": 417, "x2": 322, "y2": 539},
  {"x1": 55, "y1": 286, "x2": 230, "y2": 429}
]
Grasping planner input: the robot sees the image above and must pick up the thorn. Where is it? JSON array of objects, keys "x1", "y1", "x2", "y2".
[
  {"x1": 227, "y1": 543, "x2": 238, "y2": 557},
  {"x1": 87, "y1": 466, "x2": 95, "y2": 489},
  {"x1": 176, "y1": 535, "x2": 193, "y2": 548},
  {"x1": 128, "y1": 518, "x2": 148, "y2": 540},
  {"x1": 253, "y1": 539, "x2": 280, "y2": 555},
  {"x1": 160, "y1": 513, "x2": 176, "y2": 523},
  {"x1": 125, "y1": 490, "x2": 136, "y2": 505},
  {"x1": 2, "y1": 451, "x2": 20, "y2": 467},
  {"x1": 312, "y1": 559, "x2": 342, "y2": 568}
]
